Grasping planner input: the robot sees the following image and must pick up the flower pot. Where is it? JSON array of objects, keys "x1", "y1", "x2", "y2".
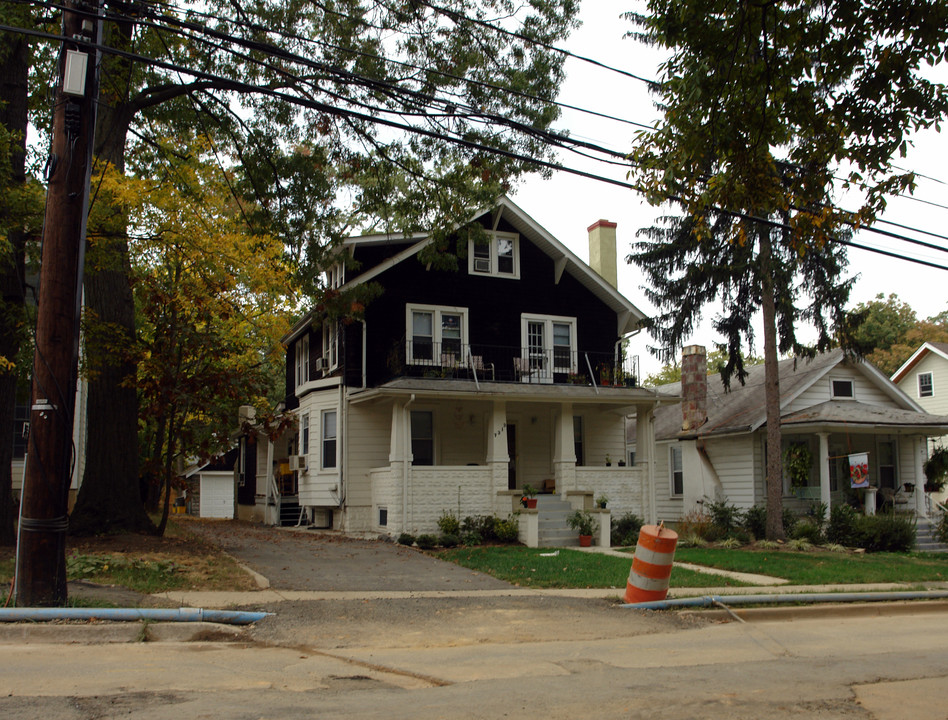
[
  {"x1": 525, "y1": 498, "x2": 537, "y2": 509},
  {"x1": 579, "y1": 535, "x2": 592, "y2": 547}
]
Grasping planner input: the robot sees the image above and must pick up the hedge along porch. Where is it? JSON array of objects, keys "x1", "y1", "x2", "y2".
[{"x1": 348, "y1": 378, "x2": 660, "y2": 543}]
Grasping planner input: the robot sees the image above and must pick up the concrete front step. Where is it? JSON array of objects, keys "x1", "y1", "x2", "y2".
[
  {"x1": 915, "y1": 518, "x2": 948, "y2": 552},
  {"x1": 534, "y1": 493, "x2": 590, "y2": 547}
]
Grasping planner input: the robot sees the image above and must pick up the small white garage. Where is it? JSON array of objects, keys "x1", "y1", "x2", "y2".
[{"x1": 198, "y1": 471, "x2": 235, "y2": 519}]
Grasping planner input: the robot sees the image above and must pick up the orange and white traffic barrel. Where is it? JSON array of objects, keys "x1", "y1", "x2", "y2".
[{"x1": 624, "y1": 523, "x2": 678, "y2": 604}]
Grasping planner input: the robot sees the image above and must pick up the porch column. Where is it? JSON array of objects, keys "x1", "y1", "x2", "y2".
[
  {"x1": 818, "y1": 432, "x2": 830, "y2": 521},
  {"x1": 914, "y1": 436, "x2": 928, "y2": 518},
  {"x1": 487, "y1": 400, "x2": 509, "y2": 513},
  {"x1": 553, "y1": 403, "x2": 576, "y2": 496},
  {"x1": 635, "y1": 405, "x2": 656, "y2": 524},
  {"x1": 389, "y1": 399, "x2": 411, "y2": 533}
]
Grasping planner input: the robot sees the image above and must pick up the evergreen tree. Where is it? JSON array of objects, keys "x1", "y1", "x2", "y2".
[{"x1": 627, "y1": 1, "x2": 947, "y2": 539}]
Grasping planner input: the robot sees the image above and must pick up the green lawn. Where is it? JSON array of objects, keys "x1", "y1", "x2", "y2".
[
  {"x1": 674, "y1": 547, "x2": 948, "y2": 585},
  {"x1": 435, "y1": 546, "x2": 752, "y2": 589}
]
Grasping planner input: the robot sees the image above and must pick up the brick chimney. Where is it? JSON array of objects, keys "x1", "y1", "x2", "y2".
[
  {"x1": 681, "y1": 345, "x2": 707, "y2": 432},
  {"x1": 587, "y1": 220, "x2": 618, "y2": 289}
]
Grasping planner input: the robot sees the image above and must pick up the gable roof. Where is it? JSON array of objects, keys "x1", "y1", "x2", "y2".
[
  {"x1": 342, "y1": 195, "x2": 646, "y2": 334},
  {"x1": 648, "y1": 350, "x2": 945, "y2": 442},
  {"x1": 891, "y1": 342, "x2": 948, "y2": 384}
]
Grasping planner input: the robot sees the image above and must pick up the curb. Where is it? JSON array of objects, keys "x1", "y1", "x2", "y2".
[{"x1": 0, "y1": 620, "x2": 249, "y2": 645}]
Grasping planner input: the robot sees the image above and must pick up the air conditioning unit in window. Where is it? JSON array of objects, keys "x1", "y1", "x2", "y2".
[
  {"x1": 314, "y1": 357, "x2": 330, "y2": 372},
  {"x1": 289, "y1": 455, "x2": 308, "y2": 472}
]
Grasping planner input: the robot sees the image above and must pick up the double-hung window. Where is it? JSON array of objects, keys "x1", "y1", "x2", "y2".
[
  {"x1": 300, "y1": 413, "x2": 310, "y2": 455},
  {"x1": 670, "y1": 445, "x2": 683, "y2": 496},
  {"x1": 323, "y1": 321, "x2": 339, "y2": 370},
  {"x1": 410, "y1": 410, "x2": 434, "y2": 466},
  {"x1": 407, "y1": 304, "x2": 469, "y2": 365},
  {"x1": 468, "y1": 232, "x2": 519, "y2": 279},
  {"x1": 919, "y1": 372, "x2": 934, "y2": 398},
  {"x1": 295, "y1": 334, "x2": 310, "y2": 388},
  {"x1": 321, "y1": 410, "x2": 337, "y2": 469}
]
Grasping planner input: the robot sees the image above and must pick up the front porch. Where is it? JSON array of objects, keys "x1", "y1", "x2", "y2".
[{"x1": 354, "y1": 380, "x2": 660, "y2": 544}]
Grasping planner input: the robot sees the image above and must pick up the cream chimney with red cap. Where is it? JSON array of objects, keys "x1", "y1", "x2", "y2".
[{"x1": 587, "y1": 219, "x2": 618, "y2": 289}]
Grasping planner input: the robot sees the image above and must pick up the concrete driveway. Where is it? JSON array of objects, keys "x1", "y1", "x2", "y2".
[{"x1": 186, "y1": 520, "x2": 514, "y2": 592}]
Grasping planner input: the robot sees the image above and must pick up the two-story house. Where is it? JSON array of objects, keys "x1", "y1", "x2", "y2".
[{"x1": 240, "y1": 197, "x2": 665, "y2": 543}]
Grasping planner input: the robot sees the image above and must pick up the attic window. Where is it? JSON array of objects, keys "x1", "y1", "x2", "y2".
[
  {"x1": 468, "y1": 232, "x2": 519, "y2": 279},
  {"x1": 830, "y1": 378, "x2": 854, "y2": 399},
  {"x1": 919, "y1": 372, "x2": 934, "y2": 398}
]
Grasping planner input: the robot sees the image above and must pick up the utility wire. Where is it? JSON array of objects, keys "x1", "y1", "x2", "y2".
[{"x1": 5, "y1": 20, "x2": 947, "y2": 272}]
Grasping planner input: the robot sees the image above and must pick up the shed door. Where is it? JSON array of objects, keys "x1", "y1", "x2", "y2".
[{"x1": 200, "y1": 474, "x2": 234, "y2": 518}]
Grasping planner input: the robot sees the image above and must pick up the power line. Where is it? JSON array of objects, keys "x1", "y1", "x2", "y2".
[{"x1": 5, "y1": 20, "x2": 947, "y2": 273}]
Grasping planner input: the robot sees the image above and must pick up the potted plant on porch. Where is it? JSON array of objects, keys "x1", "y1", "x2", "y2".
[
  {"x1": 521, "y1": 484, "x2": 538, "y2": 509},
  {"x1": 567, "y1": 509, "x2": 598, "y2": 547}
]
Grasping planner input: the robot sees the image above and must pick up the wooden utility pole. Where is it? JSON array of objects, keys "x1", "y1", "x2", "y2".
[{"x1": 15, "y1": 0, "x2": 101, "y2": 606}]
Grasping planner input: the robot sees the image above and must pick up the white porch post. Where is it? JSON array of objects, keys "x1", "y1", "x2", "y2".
[
  {"x1": 636, "y1": 405, "x2": 656, "y2": 524},
  {"x1": 487, "y1": 400, "x2": 509, "y2": 513},
  {"x1": 553, "y1": 402, "x2": 576, "y2": 497},
  {"x1": 389, "y1": 399, "x2": 410, "y2": 533},
  {"x1": 915, "y1": 436, "x2": 928, "y2": 518},
  {"x1": 818, "y1": 432, "x2": 830, "y2": 521}
]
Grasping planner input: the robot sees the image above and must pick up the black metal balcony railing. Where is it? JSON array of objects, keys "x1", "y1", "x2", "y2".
[{"x1": 386, "y1": 339, "x2": 639, "y2": 387}]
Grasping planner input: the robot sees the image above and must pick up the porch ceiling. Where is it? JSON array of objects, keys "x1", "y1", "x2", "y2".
[{"x1": 348, "y1": 377, "x2": 663, "y2": 409}]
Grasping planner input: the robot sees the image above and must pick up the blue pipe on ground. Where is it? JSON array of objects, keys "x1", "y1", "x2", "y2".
[
  {"x1": 0, "y1": 607, "x2": 269, "y2": 624},
  {"x1": 622, "y1": 590, "x2": 948, "y2": 611}
]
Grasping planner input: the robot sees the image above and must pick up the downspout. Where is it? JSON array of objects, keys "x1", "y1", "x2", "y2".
[
  {"x1": 361, "y1": 320, "x2": 367, "y2": 391},
  {"x1": 403, "y1": 394, "x2": 415, "y2": 534},
  {"x1": 338, "y1": 380, "x2": 347, "y2": 523}
]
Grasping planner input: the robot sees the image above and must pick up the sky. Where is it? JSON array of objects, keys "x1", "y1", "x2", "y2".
[{"x1": 512, "y1": 3, "x2": 948, "y2": 379}]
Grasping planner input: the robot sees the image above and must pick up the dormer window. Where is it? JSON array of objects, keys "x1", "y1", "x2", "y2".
[
  {"x1": 469, "y1": 232, "x2": 519, "y2": 279},
  {"x1": 295, "y1": 334, "x2": 310, "y2": 388},
  {"x1": 326, "y1": 262, "x2": 345, "y2": 289},
  {"x1": 830, "y1": 378, "x2": 854, "y2": 399}
]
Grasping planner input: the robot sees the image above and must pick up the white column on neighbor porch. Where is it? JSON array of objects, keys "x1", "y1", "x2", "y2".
[
  {"x1": 487, "y1": 400, "x2": 509, "y2": 513},
  {"x1": 818, "y1": 432, "x2": 831, "y2": 521},
  {"x1": 553, "y1": 403, "x2": 576, "y2": 496},
  {"x1": 915, "y1": 435, "x2": 928, "y2": 518},
  {"x1": 635, "y1": 406, "x2": 656, "y2": 524}
]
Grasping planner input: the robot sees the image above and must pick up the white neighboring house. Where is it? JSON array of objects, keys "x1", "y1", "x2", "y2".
[
  {"x1": 892, "y1": 342, "x2": 948, "y2": 429},
  {"x1": 634, "y1": 346, "x2": 948, "y2": 523}
]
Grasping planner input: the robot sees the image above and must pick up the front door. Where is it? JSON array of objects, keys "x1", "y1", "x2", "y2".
[{"x1": 507, "y1": 424, "x2": 518, "y2": 490}]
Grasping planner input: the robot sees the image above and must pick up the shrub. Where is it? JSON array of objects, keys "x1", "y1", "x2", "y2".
[
  {"x1": 706, "y1": 498, "x2": 741, "y2": 535},
  {"x1": 936, "y1": 513, "x2": 948, "y2": 545},
  {"x1": 791, "y1": 519, "x2": 824, "y2": 545},
  {"x1": 806, "y1": 502, "x2": 829, "y2": 532},
  {"x1": 782, "y1": 508, "x2": 798, "y2": 536},
  {"x1": 756, "y1": 539, "x2": 780, "y2": 550},
  {"x1": 415, "y1": 534, "x2": 438, "y2": 550},
  {"x1": 611, "y1": 512, "x2": 644, "y2": 547},
  {"x1": 741, "y1": 505, "x2": 767, "y2": 540},
  {"x1": 677, "y1": 508, "x2": 713, "y2": 540},
  {"x1": 827, "y1": 504, "x2": 860, "y2": 546},
  {"x1": 718, "y1": 537, "x2": 742, "y2": 549},
  {"x1": 397, "y1": 533, "x2": 415, "y2": 546},
  {"x1": 494, "y1": 515, "x2": 521, "y2": 543},
  {"x1": 855, "y1": 514, "x2": 916, "y2": 553},
  {"x1": 787, "y1": 538, "x2": 813, "y2": 552},
  {"x1": 462, "y1": 515, "x2": 498, "y2": 542},
  {"x1": 678, "y1": 533, "x2": 707, "y2": 548},
  {"x1": 439, "y1": 533, "x2": 460, "y2": 548},
  {"x1": 437, "y1": 510, "x2": 461, "y2": 536},
  {"x1": 461, "y1": 530, "x2": 483, "y2": 546}
]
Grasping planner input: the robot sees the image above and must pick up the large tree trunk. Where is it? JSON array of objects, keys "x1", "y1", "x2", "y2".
[
  {"x1": 759, "y1": 227, "x2": 786, "y2": 541},
  {"x1": 0, "y1": 27, "x2": 30, "y2": 545},
  {"x1": 68, "y1": 17, "x2": 153, "y2": 536}
]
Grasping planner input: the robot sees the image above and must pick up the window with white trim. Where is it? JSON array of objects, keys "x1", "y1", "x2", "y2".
[
  {"x1": 410, "y1": 410, "x2": 434, "y2": 466},
  {"x1": 468, "y1": 231, "x2": 520, "y2": 278},
  {"x1": 830, "y1": 378, "x2": 854, "y2": 399},
  {"x1": 321, "y1": 410, "x2": 337, "y2": 469},
  {"x1": 322, "y1": 321, "x2": 339, "y2": 370},
  {"x1": 919, "y1": 372, "x2": 934, "y2": 398},
  {"x1": 300, "y1": 413, "x2": 310, "y2": 455},
  {"x1": 326, "y1": 262, "x2": 345, "y2": 289},
  {"x1": 670, "y1": 445, "x2": 683, "y2": 496},
  {"x1": 520, "y1": 314, "x2": 577, "y2": 379},
  {"x1": 295, "y1": 334, "x2": 310, "y2": 388},
  {"x1": 406, "y1": 304, "x2": 469, "y2": 364}
]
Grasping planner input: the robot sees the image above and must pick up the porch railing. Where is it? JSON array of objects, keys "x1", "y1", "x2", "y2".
[{"x1": 387, "y1": 338, "x2": 639, "y2": 387}]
